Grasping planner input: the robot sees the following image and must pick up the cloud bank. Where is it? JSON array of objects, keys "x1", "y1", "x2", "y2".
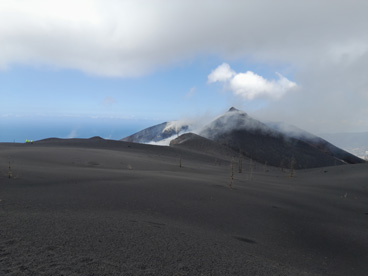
[
  {"x1": 208, "y1": 63, "x2": 297, "y2": 100},
  {"x1": 1, "y1": 1, "x2": 367, "y2": 77}
]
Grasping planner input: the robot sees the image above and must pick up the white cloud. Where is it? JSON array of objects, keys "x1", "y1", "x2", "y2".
[
  {"x1": 208, "y1": 63, "x2": 235, "y2": 83},
  {"x1": 209, "y1": 63, "x2": 297, "y2": 100}
]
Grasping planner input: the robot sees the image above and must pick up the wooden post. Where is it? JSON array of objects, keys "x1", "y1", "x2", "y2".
[
  {"x1": 8, "y1": 161, "x2": 12, "y2": 179},
  {"x1": 229, "y1": 158, "x2": 234, "y2": 189}
]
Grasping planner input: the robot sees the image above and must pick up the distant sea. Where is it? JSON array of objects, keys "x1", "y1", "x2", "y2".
[{"x1": 0, "y1": 117, "x2": 159, "y2": 143}]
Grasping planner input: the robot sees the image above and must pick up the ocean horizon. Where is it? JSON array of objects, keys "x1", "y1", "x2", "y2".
[{"x1": 0, "y1": 117, "x2": 159, "y2": 143}]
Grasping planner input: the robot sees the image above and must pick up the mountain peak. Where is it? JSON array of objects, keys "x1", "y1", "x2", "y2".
[
  {"x1": 228, "y1": 107, "x2": 239, "y2": 112},
  {"x1": 227, "y1": 107, "x2": 248, "y2": 117}
]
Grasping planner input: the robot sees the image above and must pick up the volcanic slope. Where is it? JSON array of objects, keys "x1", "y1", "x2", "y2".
[
  {"x1": 1, "y1": 139, "x2": 368, "y2": 275},
  {"x1": 267, "y1": 122, "x2": 364, "y2": 164},
  {"x1": 199, "y1": 108, "x2": 363, "y2": 169},
  {"x1": 170, "y1": 132, "x2": 242, "y2": 161},
  {"x1": 121, "y1": 121, "x2": 189, "y2": 144}
]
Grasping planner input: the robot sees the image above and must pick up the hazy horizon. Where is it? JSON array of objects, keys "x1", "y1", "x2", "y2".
[{"x1": 2, "y1": 109, "x2": 368, "y2": 148}]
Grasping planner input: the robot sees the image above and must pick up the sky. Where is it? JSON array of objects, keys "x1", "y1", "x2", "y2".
[{"x1": 1, "y1": 0, "x2": 368, "y2": 141}]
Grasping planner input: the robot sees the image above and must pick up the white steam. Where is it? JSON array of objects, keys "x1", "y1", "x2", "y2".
[
  {"x1": 208, "y1": 63, "x2": 297, "y2": 100},
  {"x1": 147, "y1": 137, "x2": 174, "y2": 146},
  {"x1": 66, "y1": 129, "x2": 78, "y2": 139},
  {"x1": 163, "y1": 120, "x2": 189, "y2": 134},
  {"x1": 145, "y1": 114, "x2": 214, "y2": 146}
]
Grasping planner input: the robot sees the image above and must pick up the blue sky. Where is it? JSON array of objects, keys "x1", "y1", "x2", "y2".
[
  {"x1": 1, "y1": 57, "x2": 284, "y2": 118},
  {"x1": 1, "y1": 1, "x2": 368, "y2": 141}
]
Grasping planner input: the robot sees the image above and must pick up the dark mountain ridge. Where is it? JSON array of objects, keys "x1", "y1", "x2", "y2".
[
  {"x1": 198, "y1": 108, "x2": 364, "y2": 168},
  {"x1": 121, "y1": 107, "x2": 364, "y2": 169}
]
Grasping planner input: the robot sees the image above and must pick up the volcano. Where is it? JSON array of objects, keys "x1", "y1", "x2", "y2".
[
  {"x1": 122, "y1": 107, "x2": 364, "y2": 169},
  {"x1": 197, "y1": 107, "x2": 364, "y2": 168}
]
